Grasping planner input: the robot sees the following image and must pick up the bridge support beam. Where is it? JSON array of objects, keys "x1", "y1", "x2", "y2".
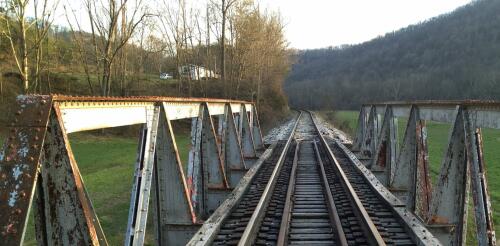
[
  {"x1": 360, "y1": 106, "x2": 379, "y2": 160},
  {"x1": 390, "y1": 106, "x2": 432, "y2": 220},
  {"x1": 221, "y1": 104, "x2": 247, "y2": 187},
  {"x1": 0, "y1": 95, "x2": 261, "y2": 245},
  {"x1": 151, "y1": 104, "x2": 198, "y2": 245},
  {"x1": 240, "y1": 104, "x2": 257, "y2": 160},
  {"x1": 355, "y1": 102, "x2": 497, "y2": 246},
  {"x1": 428, "y1": 107, "x2": 496, "y2": 246},
  {"x1": 125, "y1": 105, "x2": 160, "y2": 245},
  {"x1": 371, "y1": 106, "x2": 398, "y2": 185},
  {"x1": 352, "y1": 106, "x2": 368, "y2": 151},
  {"x1": 187, "y1": 103, "x2": 230, "y2": 220},
  {"x1": 251, "y1": 105, "x2": 264, "y2": 150}
]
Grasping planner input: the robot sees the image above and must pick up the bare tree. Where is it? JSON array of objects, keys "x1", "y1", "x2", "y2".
[
  {"x1": 156, "y1": 0, "x2": 194, "y2": 94},
  {"x1": 77, "y1": 0, "x2": 148, "y2": 96},
  {"x1": 210, "y1": 0, "x2": 238, "y2": 97},
  {"x1": 0, "y1": 0, "x2": 58, "y2": 93},
  {"x1": 33, "y1": 0, "x2": 60, "y2": 93}
]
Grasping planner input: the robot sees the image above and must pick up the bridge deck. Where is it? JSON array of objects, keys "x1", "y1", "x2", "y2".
[{"x1": 189, "y1": 112, "x2": 439, "y2": 245}]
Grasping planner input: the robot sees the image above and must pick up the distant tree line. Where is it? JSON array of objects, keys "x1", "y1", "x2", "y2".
[{"x1": 285, "y1": 0, "x2": 500, "y2": 110}]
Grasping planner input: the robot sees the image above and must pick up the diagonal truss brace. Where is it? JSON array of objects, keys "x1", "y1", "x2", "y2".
[
  {"x1": 390, "y1": 105, "x2": 432, "y2": 220},
  {"x1": 0, "y1": 95, "x2": 265, "y2": 246},
  {"x1": 371, "y1": 105, "x2": 398, "y2": 185}
]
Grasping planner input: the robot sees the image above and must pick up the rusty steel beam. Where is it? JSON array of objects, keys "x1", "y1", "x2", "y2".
[
  {"x1": 354, "y1": 101, "x2": 497, "y2": 246},
  {"x1": 0, "y1": 95, "x2": 263, "y2": 246},
  {"x1": 371, "y1": 105, "x2": 398, "y2": 186}
]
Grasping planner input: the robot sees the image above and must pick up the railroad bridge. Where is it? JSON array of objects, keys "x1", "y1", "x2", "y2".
[{"x1": 0, "y1": 95, "x2": 496, "y2": 245}]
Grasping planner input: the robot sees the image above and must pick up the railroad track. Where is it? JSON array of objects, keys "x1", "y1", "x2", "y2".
[{"x1": 194, "y1": 111, "x2": 438, "y2": 246}]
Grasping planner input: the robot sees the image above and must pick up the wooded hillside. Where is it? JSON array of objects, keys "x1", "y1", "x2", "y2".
[
  {"x1": 0, "y1": 0, "x2": 290, "y2": 126},
  {"x1": 285, "y1": 0, "x2": 500, "y2": 109}
]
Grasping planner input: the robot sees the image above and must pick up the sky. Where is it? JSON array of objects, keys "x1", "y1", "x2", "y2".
[{"x1": 258, "y1": 0, "x2": 473, "y2": 49}]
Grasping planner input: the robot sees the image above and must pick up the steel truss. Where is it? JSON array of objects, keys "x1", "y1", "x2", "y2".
[
  {"x1": 0, "y1": 95, "x2": 264, "y2": 246},
  {"x1": 352, "y1": 101, "x2": 497, "y2": 246}
]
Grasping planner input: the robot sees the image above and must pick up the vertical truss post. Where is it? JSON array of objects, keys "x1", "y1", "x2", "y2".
[
  {"x1": 125, "y1": 105, "x2": 160, "y2": 246},
  {"x1": 217, "y1": 114, "x2": 225, "y2": 153},
  {"x1": 0, "y1": 95, "x2": 52, "y2": 245},
  {"x1": 36, "y1": 105, "x2": 107, "y2": 245},
  {"x1": 390, "y1": 106, "x2": 431, "y2": 220},
  {"x1": 239, "y1": 104, "x2": 257, "y2": 159},
  {"x1": 221, "y1": 104, "x2": 246, "y2": 187},
  {"x1": 187, "y1": 104, "x2": 230, "y2": 219},
  {"x1": 360, "y1": 105, "x2": 379, "y2": 160},
  {"x1": 465, "y1": 111, "x2": 496, "y2": 246},
  {"x1": 371, "y1": 106, "x2": 398, "y2": 185},
  {"x1": 202, "y1": 103, "x2": 230, "y2": 215},
  {"x1": 251, "y1": 104, "x2": 264, "y2": 150},
  {"x1": 352, "y1": 106, "x2": 367, "y2": 151},
  {"x1": 201, "y1": 103, "x2": 228, "y2": 189},
  {"x1": 429, "y1": 107, "x2": 469, "y2": 246},
  {"x1": 152, "y1": 103, "x2": 199, "y2": 245},
  {"x1": 234, "y1": 110, "x2": 241, "y2": 137},
  {"x1": 187, "y1": 113, "x2": 202, "y2": 217}
]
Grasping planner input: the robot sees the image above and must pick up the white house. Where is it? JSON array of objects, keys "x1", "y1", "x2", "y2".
[{"x1": 179, "y1": 64, "x2": 219, "y2": 80}]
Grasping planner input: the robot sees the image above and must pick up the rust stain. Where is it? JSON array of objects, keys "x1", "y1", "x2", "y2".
[
  {"x1": 416, "y1": 120, "x2": 432, "y2": 221},
  {"x1": 377, "y1": 141, "x2": 387, "y2": 168}
]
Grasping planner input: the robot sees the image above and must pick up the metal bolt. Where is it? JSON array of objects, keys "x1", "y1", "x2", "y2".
[
  {"x1": 19, "y1": 191, "x2": 26, "y2": 198},
  {"x1": 28, "y1": 157, "x2": 35, "y2": 161},
  {"x1": 14, "y1": 209, "x2": 22, "y2": 215},
  {"x1": 15, "y1": 110, "x2": 22, "y2": 115},
  {"x1": 40, "y1": 100, "x2": 47, "y2": 105}
]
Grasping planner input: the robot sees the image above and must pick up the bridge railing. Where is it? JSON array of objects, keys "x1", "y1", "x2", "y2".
[
  {"x1": 0, "y1": 95, "x2": 264, "y2": 245},
  {"x1": 352, "y1": 101, "x2": 497, "y2": 246}
]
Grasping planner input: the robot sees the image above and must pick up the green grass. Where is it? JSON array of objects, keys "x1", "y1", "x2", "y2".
[
  {"x1": 334, "y1": 110, "x2": 500, "y2": 242},
  {"x1": 18, "y1": 128, "x2": 190, "y2": 245}
]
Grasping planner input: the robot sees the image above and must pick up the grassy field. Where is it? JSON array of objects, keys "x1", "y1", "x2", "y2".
[
  {"x1": 0, "y1": 128, "x2": 190, "y2": 245},
  {"x1": 332, "y1": 110, "x2": 500, "y2": 241}
]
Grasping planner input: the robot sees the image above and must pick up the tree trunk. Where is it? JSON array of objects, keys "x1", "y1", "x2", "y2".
[
  {"x1": 221, "y1": 0, "x2": 227, "y2": 97},
  {"x1": 20, "y1": 19, "x2": 29, "y2": 93}
]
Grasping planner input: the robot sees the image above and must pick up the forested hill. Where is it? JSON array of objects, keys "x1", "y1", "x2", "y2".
[{"x1": 285, "y1": 0, "x2": 500, "y2": 109}]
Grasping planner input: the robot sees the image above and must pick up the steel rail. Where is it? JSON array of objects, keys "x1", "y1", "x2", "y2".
[
  {"x1": 237, "y1": 112, "x2": 303, "y2": 246},
  {"x1": 276, "y1": 141, "x2": 300, "y2": 246},
  {"x1": 310, "y1": 111, "x2": 387, "y2": 246},
  {"x1": 313, "y1": 140, "x2": 349, "y2": 246}
]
